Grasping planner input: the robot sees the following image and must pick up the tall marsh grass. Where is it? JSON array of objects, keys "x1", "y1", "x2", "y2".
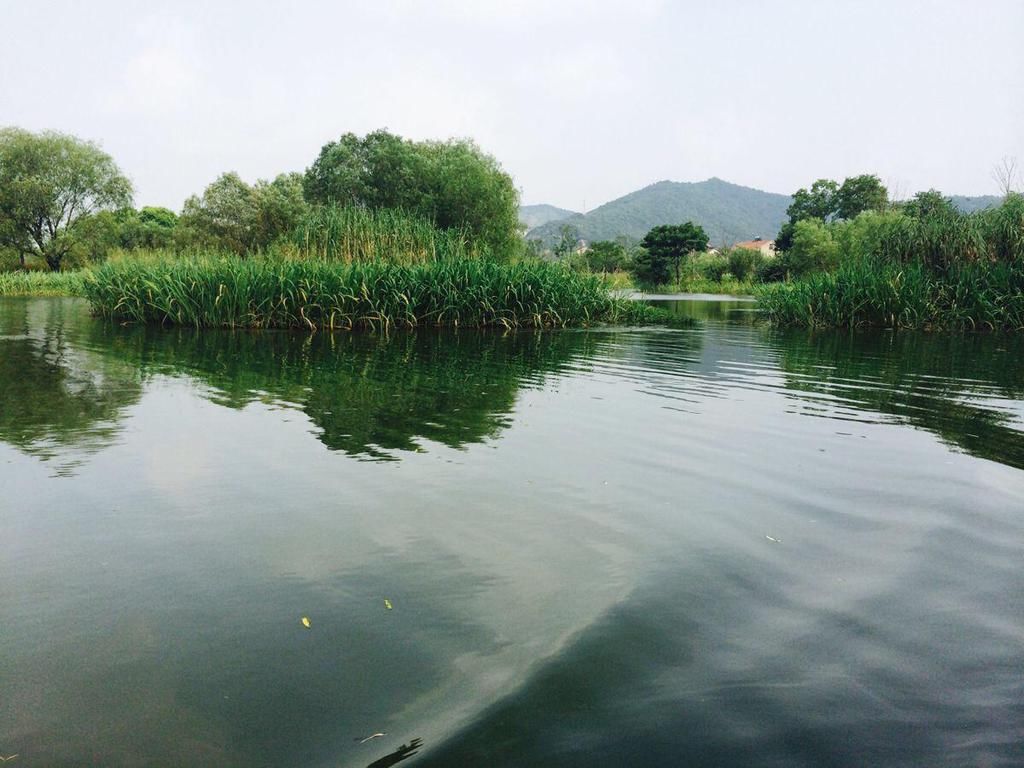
[
  {"x1": 758, "y1": 195, "x2": 1024, "y2": 329},
  {"x1": 83, "y1": 255, "x2": 671, "y2": 330},
  {"x1": 0, "y1": 271, "x2": 86, "y2": 296},
  {"x1": 293, "y1": 206, "x2": 476, "y2": 263},
  {"x1": 758, "y1": 260, "x2": 1024, "y2": 330}
]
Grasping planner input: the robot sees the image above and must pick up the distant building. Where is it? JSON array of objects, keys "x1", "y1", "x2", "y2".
[
  {"x1": 573, "y1": 239, "x2": 590, "y2": 255},
  {"x1": 732, "y1": 237, "x2": 776, "y2": 257}
]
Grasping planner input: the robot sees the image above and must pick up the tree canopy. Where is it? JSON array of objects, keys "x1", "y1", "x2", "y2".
[
  {"x1": 181, "y1": 171, "x2": 308, "y2": 254},
  {"x1": 776, "y1": 174, "x2": 889, "y2": 251},
  {"x1": 635, "y1": 221, "x2": 709, "y2": 284},
  {"x1": 0, "y1": 128, "x2": 133, "y2": 270},
  {"x1": 303, "y1": 130, "x2": 520, "y2": 256}
]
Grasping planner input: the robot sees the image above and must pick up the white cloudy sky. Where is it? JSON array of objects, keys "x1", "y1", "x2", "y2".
[{"x1": 2, "y1": 0, "x2": 1021, "y2": 211}]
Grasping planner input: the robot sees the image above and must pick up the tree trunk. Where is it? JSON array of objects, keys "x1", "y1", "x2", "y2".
[{"x1": 46, "y1": 253, "x2": 62, "y2": 272}]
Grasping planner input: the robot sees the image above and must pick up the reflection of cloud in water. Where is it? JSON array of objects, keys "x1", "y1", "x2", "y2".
[
  {"x1": 418, "y1": 548, "x2": 1024, "y2": 767},
  {"x1": 2, "y1": 542, "x2": 496, "y2": 767}
]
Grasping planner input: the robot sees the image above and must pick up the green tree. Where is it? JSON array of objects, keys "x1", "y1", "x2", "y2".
[
  {"x1": 585, "y1": 240, "x2": 630, "y2": 272},
  {"x1": 727, "y1": 247, "x2": 765, "y2": 281},
  {"x1": 0, "y1": 128, "x2": 133, "y2": 270},
  {"x1": 835, "y1": 174, "x2": 888, "y2": 220},
  {"x1": 180, "y1": 172, "x2": 258, "y2": 254},
  {"x1": 637, "y1": 222, "x2": 709, "y2": 284},
  {"x1": 787, "y1": 218, "x2": 841, "y2": 275},
  {"x1": 181, "y1": 172, "x2": 310, "y2": 254},
  {"x1": 901, "y1": 189, "x2": 955, "y2": 219},
  {"x1": 788, "y1": 179, "x2": 840, "y2": 221},
  {"x1": 253, "y1": 173, "x2": 309, "y2": 248},
  {"x1": 776, "y1": 179, "x2": 838, "y2": 253},
  {"x1": 777, "y1": 175, "x2": 887, "y2": 252},
  {"x1": 552, "y1": 224, "x2": 579, "y2": 260},
  {"x1": 115, "y1": 207, "x2": 179, "y2": 250},
  {"x1": 304, "y1": 130, "x2": 520, "y2": 256}
]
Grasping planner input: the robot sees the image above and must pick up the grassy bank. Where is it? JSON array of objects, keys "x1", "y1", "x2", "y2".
[
  {"x1": 644, "y1": 276, "x2": 757, "y2": 295},
  {"x1": 757, "y1": 195, "x2": 1024, "y2": 330},
  {"x1": 758, "y1": 260, "x2": 1024, "y2": 330},
  {"x1": 83, "y1": 255, "x2": 676, "y2": 330},
  {"x1": 0, "y1": 271, "x2": 86, "y2": 297}
]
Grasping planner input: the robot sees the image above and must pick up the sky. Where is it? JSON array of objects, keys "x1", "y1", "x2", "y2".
[{"x1": 2, "y1": 0, "x2": 1022, "y2": 212}]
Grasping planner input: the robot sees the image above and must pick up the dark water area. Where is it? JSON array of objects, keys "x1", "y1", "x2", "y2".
[{"x1": 1, "y1": 297, "x2": 1022, "y2": 767}]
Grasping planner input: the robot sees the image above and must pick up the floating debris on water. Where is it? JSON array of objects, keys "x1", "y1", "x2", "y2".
[
  {"x1": 765, "y1": 535, "x2": 781, "y2": 543},
  {"x1": 384, "y1": 599, "x2": 393, "y2": 610},
  {"x1": 301, "y1": 617, "x2": 311, "y2": 628},
  {"x1": 356, "y1": 732, "x2": 386, "y2": 744}
]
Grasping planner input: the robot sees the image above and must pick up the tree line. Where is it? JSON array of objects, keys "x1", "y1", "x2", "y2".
[{"x1": 0, "y1": 127, "x2": 522, "y2": 271}]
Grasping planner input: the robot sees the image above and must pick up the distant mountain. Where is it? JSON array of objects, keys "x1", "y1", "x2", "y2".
[
  {"x1": 950, "y1": 194, "x2": 1003, "y2": 213},
  {"x1": 518, "y1": 204, "x2": 579, "y2": 230},
  {"x1": 527, "y1": 178, "x2": 792, "y2": 247}
]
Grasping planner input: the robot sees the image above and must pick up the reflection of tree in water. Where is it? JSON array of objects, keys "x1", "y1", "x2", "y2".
[
  {"x1": 0, "y1": 299, "x2": 142, "y2": 472},
  {"x1": 773, "y1": 329, "x2": 1024, "y2": 470},
  {"x1": 87, "y1": 323, "x2": 594, "y2": 460},
  {"x1": 365, "y1": 738, "x2": 423, "y2": 767},
  {"x1": 655, "y1": 298, "x2": 757, "y2": 324}
]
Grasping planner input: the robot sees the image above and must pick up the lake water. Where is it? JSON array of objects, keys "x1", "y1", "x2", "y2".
[{"x1": 1, "y1": 297, "x2": 1022, "y2": 767}]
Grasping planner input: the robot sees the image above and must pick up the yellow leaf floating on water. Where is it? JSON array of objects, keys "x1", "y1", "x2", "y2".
[
  {"x1": 301, "y1": 617, "x2": 311, "y2": 628},
  {"x1": 384, "y1": 599, "x2": 393, "y2": 610}
]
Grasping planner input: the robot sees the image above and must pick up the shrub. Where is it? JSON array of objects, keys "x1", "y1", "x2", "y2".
[{"x1": 727, "y1": 247, "x2": 765, "y2": 281}]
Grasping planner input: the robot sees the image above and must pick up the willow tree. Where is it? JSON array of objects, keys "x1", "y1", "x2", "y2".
[{"x1": 0, "y1": 128, "x2": 133, "y2": 270}]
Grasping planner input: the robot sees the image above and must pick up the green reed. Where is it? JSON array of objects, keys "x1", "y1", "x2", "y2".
[
  {"x1": 293, "y1": 206, "x2": 476, "y2": 263},
  {"x1": 757, "y1": 259, "x2": 1024, "y2": 330},
  {"x1": 83, "y1": 254, "x2": 672, "y2": 330},
  {"x1": 0, "y1": 271, "x2": 86, "y2": 297},
  {"x1": 758, "y1": 195, "x2": 1024, "y2": 330}
]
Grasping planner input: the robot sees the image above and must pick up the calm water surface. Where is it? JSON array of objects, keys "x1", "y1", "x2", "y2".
[{"x1": 1, "y1": 297, "x2": 1022, "y2": 767}]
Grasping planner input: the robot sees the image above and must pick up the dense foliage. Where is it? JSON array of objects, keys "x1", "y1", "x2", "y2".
[
  {"x1": 304, "y1": 130, "x2": 520, "y2": 257},
  {"x1": 573, "y1": 240, "x2": 633, "y2": 273},
  {"x1": 181, "y1": 172, "x2": 308, "y2": 254},
  {"x1": 0, "y1": 270, "x2": 86, "y2": 296},
  {"x1": 634, "y1": 222, "x2": 709, "y2": 284},
  {"x1": 0, "y1": 128, "x2": 133, "y2": 270},
  {"x1": 759, "y1": 194, "x2": 1024, "y2": 328},
  {"x1": 1, "y1": 127, "x2": 523, "y2": 269},
  {"x1": 775, "y1": 174, "x2": 888, "y2": 252},
  {"x1": 293, "y1": 206, "x2": 474, "y2": 263},
  {"x1": 83, "y1": 255, "x2": 673, "y2": 330}
]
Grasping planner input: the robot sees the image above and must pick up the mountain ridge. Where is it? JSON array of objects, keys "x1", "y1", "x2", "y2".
[
  {"x1": 525, "y1": 178, "x2": 792, "y2": 247},
  {"x1": 523, "y1": 180, "x2": 1009, "y2": 248},
  {"x1": 518, "y1": 203, "x2": 580, "y2": 230}
]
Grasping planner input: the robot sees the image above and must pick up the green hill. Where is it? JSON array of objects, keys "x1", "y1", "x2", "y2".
[
  {"x1": 527, "y1": 178, "x2": 792, "y2": 247},
  {"x1": 950, "y1": 194, "x2": 1003, "y2": 213},
  {"x1": 519, "y1": 204, "x2": 579, "y2": 230}
]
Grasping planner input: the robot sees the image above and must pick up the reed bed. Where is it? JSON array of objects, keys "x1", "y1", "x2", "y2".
[
  {"x1": 758, "y1": 195, "x2": 1024, "y2": 330},
  {"x1": 757, "y1": 260, "x2": 1024, "y2": 330},
  {"x1": 83, "y1": 255, "x2": 672, "y2": 330},
  {"x1": 0, "y1": 271, "x2": 86, "y2": 297},
  {"x1": 293, "y1": 206, "x2": 476, "y2": 263}
]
